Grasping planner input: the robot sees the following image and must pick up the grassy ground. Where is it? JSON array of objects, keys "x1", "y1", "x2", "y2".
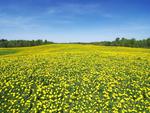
[
  {"x1": 0, "y1": 49, "x2": 19, "y2": 55},
  {"x1": 0, "y1": 44, "x2": 150, "y2": 112}
]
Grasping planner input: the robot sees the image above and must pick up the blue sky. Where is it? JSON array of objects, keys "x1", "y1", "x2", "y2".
[{"x1": 0, "y1": 0, "x2": 150, "y2": 42}]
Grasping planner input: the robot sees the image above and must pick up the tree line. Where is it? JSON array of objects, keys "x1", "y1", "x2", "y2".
[
  {"x1": 92, "y1": 38, "x2": 150, "y2": 48},
  {"x1": 0, "y1": 39, "x2": 54, "y2": 47},
  {"x1": 0, "y1": 38, "x2": 150, "y2": 48}
]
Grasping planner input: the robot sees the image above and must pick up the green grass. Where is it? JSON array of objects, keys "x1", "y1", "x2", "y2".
[{"x1": 0, "y1": 49, "x2": 18, "y2": 55}]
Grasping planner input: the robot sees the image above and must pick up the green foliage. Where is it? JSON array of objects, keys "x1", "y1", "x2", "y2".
[
  {"x1": 92, "y1": 38, "x2": 150, "y2": 48},
  {"x1": 1, "y1": 37, "x2": 150, "y2": 48},
  {"x1": 0, "y1": 39, "x2": 54, "y2": 48}
]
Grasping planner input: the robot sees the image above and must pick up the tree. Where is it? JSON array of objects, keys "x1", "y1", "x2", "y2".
[{"x1": 0, "y1": 39, "x2": 54, "y2": 48}]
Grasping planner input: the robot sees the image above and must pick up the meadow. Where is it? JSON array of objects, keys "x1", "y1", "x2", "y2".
[{"x1": 0, "y1": 44, "x2": 150, "y2": 112}]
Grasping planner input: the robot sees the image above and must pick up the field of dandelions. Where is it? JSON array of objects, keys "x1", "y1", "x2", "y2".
[{"x1": 0, "y1": 44, "x2": 150, "y2": 112}]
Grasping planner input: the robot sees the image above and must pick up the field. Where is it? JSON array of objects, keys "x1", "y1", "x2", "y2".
[{"x1": 0, "y1": 44, "x2": 150, "y2": 113}]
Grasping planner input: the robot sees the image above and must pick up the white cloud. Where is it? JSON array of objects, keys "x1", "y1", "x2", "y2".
[
  {"x1": 47, "y1": 3, "x2": 101, "y2": 15},
  {"x1": 45, "y1": 3, "x2": 115, "y2": 21},
  {"x1": 0, "y1": 15, "x2": 41, "y2": 30}
]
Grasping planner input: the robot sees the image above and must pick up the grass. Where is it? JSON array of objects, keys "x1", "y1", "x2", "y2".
[{"x1": 0, "y1": 49, "x2": 19, "y2": 55}]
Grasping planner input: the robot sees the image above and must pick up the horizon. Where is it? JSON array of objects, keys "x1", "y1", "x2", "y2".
[
  {"x1": 0, "y1": 0, "x2": 150, "y2": 42},
  {"x1": 1, "y1": 37, "x2": 150, "y2": 43}
]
